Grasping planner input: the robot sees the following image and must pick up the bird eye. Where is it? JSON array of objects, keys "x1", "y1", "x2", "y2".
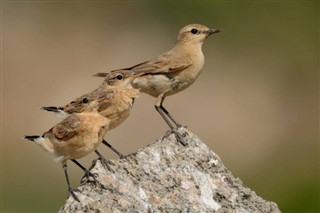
[
  {"x1": 116, "y1": 74, "x2": 123, "y2": 80},
  {"x1": 191, "y1": 28, "x2": 198, "y2": 34},
  {"x1": 82, "y1": 98, "x2": 89, "y2": 103}
]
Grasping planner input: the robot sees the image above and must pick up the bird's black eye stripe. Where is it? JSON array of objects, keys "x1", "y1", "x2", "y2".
[
  {"x1": 116, "y1": 74, "x2": 123, "y2": 80},
  {"x1": 191, "y1": 28, "x2": 198, "y2": 34},
  {"x1": 82, "y1": 98, "x2": 89, "y2": 103}
]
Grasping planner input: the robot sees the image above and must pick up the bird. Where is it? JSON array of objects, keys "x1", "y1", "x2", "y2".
[
  {"x1": 25, "y1": 112, "x2": 110, "y2": 202},
  {"x1": 94, "y1": 24, "x2": 221, "y2": 145},
  {"x1": 42, "y1": 70, "x2": 142, "y2": 157}
]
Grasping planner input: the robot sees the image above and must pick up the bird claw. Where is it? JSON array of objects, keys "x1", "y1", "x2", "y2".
[
  {"x1": 172, "y1": 128, "x2": 188, "y2": 146},
  {"x1": 119, "y1": 154, "x2": 126, "y2": 159},
  {"x1": 69, "y1": 187, "x2": 80, "y2": 202},
  {"x1": 114, "y1": 151, "x2": 125, "y2": 159},
  {"x1": 81, "y1": 171, "x2": 107, "y2": 190},
  {"x1": 176, "y1": 124, "x2": 188, "y2": 129},
  {"x1": 100, "y1": 158, "x2": 115, "y2": 172}
]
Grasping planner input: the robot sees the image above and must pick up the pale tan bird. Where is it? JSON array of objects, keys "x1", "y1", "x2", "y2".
[
  {"x1": 42, "y1": 70, "x2": 141, "y2": 157},
  {"x1": 95, "y1": 24, "x2": 221, "y2": 144},
  {"x1": 25, "y1": 112, "x2": 110, "y2": 202}
]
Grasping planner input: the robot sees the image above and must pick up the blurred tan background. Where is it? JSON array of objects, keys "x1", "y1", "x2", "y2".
[{"x1": 1, "y1": 1, "x2": 319, "y2": 212}]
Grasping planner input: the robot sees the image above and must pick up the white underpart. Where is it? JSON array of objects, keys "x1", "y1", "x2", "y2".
[
  {"x1": 54, "y1": 156, "x2": 65, "y2": 163},
  {"x1": 34, "y1": 137, "x2": 54, "y2": 154},
  {"x1": 56, "y1": 110, "x2": 70, "y2": 119}
]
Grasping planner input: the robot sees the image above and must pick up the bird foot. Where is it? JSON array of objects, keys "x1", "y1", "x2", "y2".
[
  {"x1": 172, "y1": 128, "x2": 188, "y2": 146},
  {"x1": 118, "y1": 154, "x2": 125, "y2": 159},
  {"x1": 99, "y1": 158, "x2": 115, "y2": 172},
  {"x1": 68, "y1": 187, "x2": 80, "y2": 202},
  {"x1": 176, "y1": 124, "x2": 188, "y2": 129},
  {"x1": 81, "y1": 170, "x2": 105, "y2": 189},
  {"x1": 119, "y1": 154, "x2": 127, "y2": 159}
]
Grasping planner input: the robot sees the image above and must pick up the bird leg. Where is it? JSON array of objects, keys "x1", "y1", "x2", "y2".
[
  {"x1": 71, "y1": 159, "x2": 101, "y2": 187},
  {"x1": 62, "y1": 164, "x2": 80, "y2": 202},
  {"x1": 155, "y1": 105, "x2": 187, "y2": 146},
  {"x1": 155, "y1": 105, "x2": 175, "y2": 130},
  {"x1": 155, "y1": 93, "x2": 184, "y2": 128},
  {"x1": 155, "y1": 99, "x2": 187, "y2": 146},
  {"x1": 102, "y1": 139, "x2": 124, "y2": 158},
  {"x1": 94, "y1": 150, "x2": 114, "y2": 172},
  {"x1": 159, "y1": 104, "x2": 183, "y2": 128}
]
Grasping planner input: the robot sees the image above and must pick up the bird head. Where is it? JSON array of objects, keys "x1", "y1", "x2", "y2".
[
  {"x1": 102, "y1": 70, "x2": 144, "y2": 88},
  {"x1": 176, "y1": 24, "x2": 221, "y2": 45},
  {"x1": 61, "y1": 94, "x2": 102, "y2": 114}
]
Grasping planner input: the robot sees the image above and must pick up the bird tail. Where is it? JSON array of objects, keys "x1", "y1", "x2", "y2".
[
  {"x1": 24, "y1": 135, "x2": 41, "y2": 141},
  {"x1": 24, "y1": 135, "x2": 54, "y2": 154},
  {"x1": 42, "y1": 106, "x2": 69, "y2": 119},
  {"x1": 41, "y1": 106, "x2": 60, "y2": 113},
  {"x1": 93, "y1": 72, "x2": 108, "y2": 77}
]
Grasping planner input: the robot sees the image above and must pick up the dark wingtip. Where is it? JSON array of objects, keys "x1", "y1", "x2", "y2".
[
  {"x1": 42, "y1": 106, "x2": 59, "y2": 112},
  {"x1": 24, "y1": 135, "x2": 40, "y2": 141},
  {"x1": 93, "y1": 72, "x2": 108, "y2": 77}
]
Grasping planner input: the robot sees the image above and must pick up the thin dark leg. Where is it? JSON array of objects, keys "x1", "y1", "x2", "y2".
[
  {"x1": 155, "y1": 106, "x2": 175, "y2": 130},
  {"x1": 102, "y1": 140, "x2": 124, "y2": 158},
  {"x1": 71, "y1": 159, "x2": 86, "y2": 172},
  {"x1": 62, "y1": 164, "x2": 80, "y2": 202},
  {"x1": 71, "y1": 159, "x2": 104, "y2": 188},
  {"x1": 71, "y1": 159, "x2": 89, "y2": 181},
  {"x1": 155, "y1": 105, "x2": 187, "y2": 146},
  {"x1": 160, "y1": 105, "x2": 183, "y2": 127},
  {"x1": 95, "y1": 150, "x2": 114, "y2": 172}
]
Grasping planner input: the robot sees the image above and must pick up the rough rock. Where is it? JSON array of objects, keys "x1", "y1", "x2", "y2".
[{"x1": 59, "y1": 128, "x2": 281, "y2": 213}]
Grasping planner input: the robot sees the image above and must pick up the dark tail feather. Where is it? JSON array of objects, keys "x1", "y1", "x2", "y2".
[
  {"x1": 42, "y1": 106, "x2": 60, "y2": 112},
  {"x1": 93, "y1": 72, "x2": 108, "y2": 77},
  {"x1": 24, "y1": 135, "x2": 40, "y2": 141}
]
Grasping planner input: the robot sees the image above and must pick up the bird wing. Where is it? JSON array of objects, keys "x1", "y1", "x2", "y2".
[
  {"x1": 94, "y1": 89, "x2": 115, "y2": 112},
  {"x1": 94, "y1": 50, "x2": 192, "y2": 77},
  {"x1": 51, "y1": 115, "x2": 82, "y2": 141},
  {"x1": 113, "y1": 50, "x2": 192, "y2": 74},
  {"x1": 85, "y1": 89, "x2": 114, "y2": 105}
]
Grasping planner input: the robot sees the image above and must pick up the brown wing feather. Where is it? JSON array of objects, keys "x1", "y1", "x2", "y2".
[
  {"x1": 112, "y1": 51, "x2": 192, "y2": 74},
  {"x1": 52, "y1": 115, "x2": 81, "y2": 141},
  {"x1": 95, "y1": 50, "x2": 192, "y2": 76}
]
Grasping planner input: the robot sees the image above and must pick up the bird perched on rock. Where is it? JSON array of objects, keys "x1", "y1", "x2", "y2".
[
  {"x1": 95, "y1": 24, "x2": 221, "y2": 145},
  {"x1": 25, "y1": 112, "x2": 110, "y2": 202},
  {"x1": 42, "y1": 70, "x2": 142, "y2": 157}
]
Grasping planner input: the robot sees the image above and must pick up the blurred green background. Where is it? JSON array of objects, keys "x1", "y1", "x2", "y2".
[{"x1": 1, "y1": 1, "x2": 319, "y2": 212}]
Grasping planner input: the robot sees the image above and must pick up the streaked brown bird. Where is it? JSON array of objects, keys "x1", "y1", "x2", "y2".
[
  {"x1": 42, "y1": 70, "x2": 141, "y2": 157},
  {"x1": 25, "y1": 112, "x2": 110, "y2": 202},
  {"x1": 95, "y1": 24, "x2": 221, "y2": 145}
]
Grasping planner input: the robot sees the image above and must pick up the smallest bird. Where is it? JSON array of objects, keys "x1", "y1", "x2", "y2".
[{"x1": 25, "y1": 112, "x2": 110, "y2": 202}]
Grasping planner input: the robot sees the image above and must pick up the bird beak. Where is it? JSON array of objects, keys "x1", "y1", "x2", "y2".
[{"x1": 207, "y1": 28, "x2": 222, "y2": 35}]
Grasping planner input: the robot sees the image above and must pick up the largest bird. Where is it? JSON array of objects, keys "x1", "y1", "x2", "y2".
[{"x1": 95, "y1": 24, "x2": 221, "y2": 144}]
